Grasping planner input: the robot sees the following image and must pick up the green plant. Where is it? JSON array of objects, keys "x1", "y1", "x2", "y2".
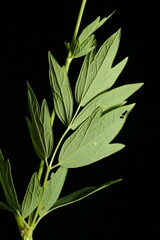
[{"x1": 0, "y1": 1, "x2": 143, "y2": 239}]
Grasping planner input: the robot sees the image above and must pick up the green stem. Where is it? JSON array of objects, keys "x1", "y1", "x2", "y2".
[
  {"x1": 71, "y1": 0, "x2": 87, "y2": 43},
  {"x1": 65, "y1": 0, "x2": 87, "y2": 73},
  {"x1": 15, "y1": 214, "x2": 32, "y2": 240},
  {"x1": 37, "y1": 160, "x2": 45, "y2": 181}
]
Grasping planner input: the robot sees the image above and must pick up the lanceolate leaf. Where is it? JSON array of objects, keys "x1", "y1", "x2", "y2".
[
  {"x1": 48, "y1": 51, "x2": 73, "y2": 125},
  {"x1": 40, "y1": 99, "x2": 54, "y2": 158},
  {"x1": 72, "y1": 83, "x2": 143, "y2": 129},
  {"x1": 0, "y1": 150, "x2": 20, "y2": 212},
  {"x1": 75, "y1": 29, "x2": 128, "y2": 106},
  {"x1": 39, "y1": 167, "x2": 68, "y2": 217},
  {"x1": 59, "y1": 104, "x2": 134, "y2": 168},
  {"x1": 21, "y1": 173, "x2": 43, "y2": 218},
  {"x1": 49, "y1": 179, "x2": 122, "y2": 212},
  {"x1": 27, "y1": 83, "x2": 54, "y2": 160}
]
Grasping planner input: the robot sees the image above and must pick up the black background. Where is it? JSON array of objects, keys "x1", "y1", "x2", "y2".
[{"x1": 0, "y1": 0, "x2": 158, "y2": 239}]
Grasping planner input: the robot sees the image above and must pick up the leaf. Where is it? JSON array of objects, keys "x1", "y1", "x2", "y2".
[
  {"x1": 21, "y1": 173, "x2": 43, "y2": 218},
  {"x1": 70, "y1": 12, "x2": 115, "y2": 59},
  {"x1": 27, "y1": 81, "x2": 41, "y2": 123},
  {"x1": 27, "y1": 83, "x2": 54, "y2": 160},
  {"x1": 0, "y1": 150, "x2": 20, "y2": 212},
  {"x1": 75, "y1": 46, "x2": 96, "y2": 103},
  {"x1": 72, "y1": 83, "x2": 143, "y2": 129},
  {"x1": 0, "y1": 201, "x2": 15, "y2": 213},
  {"x1": 48, "y1": 51, "x2": 73, "y2": 125},
  {"x1": 59, "y1": 104, "x2": 134, "y2": 168},
  {"x1": 75, "y1": 29, "x2": 128, "y2": 106},
  {"x1": 72, "y1": 35, "x2": 96, "y2": 58},
  {"x1": 40, "y1": 99, "x2": 54, "y2": 158},
  {"x1": 49, "y1": 179, "x2": 122, "y2": 212},
  {"x1": 78, "y1": 12, "x2": 115, "y2": 45},
  {"x1": 39, "y1": 167, "x2": 68, "y2": 217}
]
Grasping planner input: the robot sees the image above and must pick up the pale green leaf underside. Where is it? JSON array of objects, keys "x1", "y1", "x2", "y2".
[
  {"x1": 75, "y1": 29, "x2": 127, "y2": 106},
  {"x1": 59, "y1": 104, "x2": 134, "y2": 168},
  {"x1": 78, "y1": 12, "x2": 115, "y2": 45},
  {"x1": 39, "y1": 167, "x2": 67, "y2": 217},
  {"x1": 48, "y1": 51, "x2": 73, "y2": 125},
  {"x1": 49, "y1": 179, "x2": 122, "y2": 212},
  {"x1": 71, "y1": 12, "x2": 115, "y2": 58},
  {"x1": 21, "y1": 173, "x2": 43, "y2": 218},
  {"x1": 72, "y1": 35, "x2": 96, "y2": 58},
  {"x1": 72, "y1": 83, "x2": 143, "y2": 129}
]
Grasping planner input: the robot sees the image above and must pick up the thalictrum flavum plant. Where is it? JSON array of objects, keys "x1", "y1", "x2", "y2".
[{"x1": 0, "y1": 0, "x2": 143, "y2": 239}]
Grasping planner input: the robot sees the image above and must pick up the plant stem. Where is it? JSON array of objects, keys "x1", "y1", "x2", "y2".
[
  {"x1": 65, "y1": 0, "x2": 87, "y2": 73},
  {"x1": 37, "y1": 160, "x2": 45, "y2": 181},
  {"x1": 71, "y1": 0, "x2": 87, "y2": 43},
  {"x1": 15, "y1": 213, "x2": 32, "y2": 240}
]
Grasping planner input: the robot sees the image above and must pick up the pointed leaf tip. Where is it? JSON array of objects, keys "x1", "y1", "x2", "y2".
[{"x1": 49, "y1": 178, "x2": 122, "y2": 212}]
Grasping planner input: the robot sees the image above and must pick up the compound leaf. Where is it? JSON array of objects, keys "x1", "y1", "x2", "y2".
[
  {"x1": 21, "y1": 173, "x2": 43, "y2": 218},
  {"x1": 39, "y1": 167, "x2": 67, "y2": 217},
  {"x1": 48, "y1": 51, "x2": 73, "y2": 126},
  {"x1": 49, "y1": 179, "x2": 122, "y2": 212}
]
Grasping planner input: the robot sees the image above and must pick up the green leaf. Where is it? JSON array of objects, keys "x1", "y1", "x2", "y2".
[
  {"x1": 78, "y1": 12, "x2": 115, "y2": 45},
  {"x1": 21, "y1": 173, "x2": 43, "y2": 218},
  {"x1": 72, "y1": 83, "x2": 143, "y2": 129},
  {"x1": 75, "y1": 47, "x2": 96, "y2": 103},
  {"x1": 0, "y1": 150, "x2": 20, "y2": 212},
  {"x1": 0, "y1": 201, "x2": 15, "y2": 213},
  {"x1": 48, "y1": 51, "x2": 73, "y2": 125},
  {"x1": 59, "y1": 104, "x2": 134, "y2": 168},
  {"x1": 72, "y1": 35, "x2": 96, "y2": 58},
  {"x1": 70, "y1": 12, "x2": 115, "y2": 59},
  {"x1": 27, "y1": 81, "x2": 41, "y2": 123},
  {"x1": 39, "y1": 167, "x2": 67, "y2": 217},
  {"x1": 27, "y1": 83, "x2": 54, "y2": 160},
  {"x1": 40, "y1": 99, "x2": 54, "y2": 158},
  {"x1": 75, "y1": 29, "x2": 128, "y2": 106},
  {"x1": 49, "y1": 179, "x2": 122, "y2": 212},
  {"x1": 25, "y1": 117, "x2": 45, "y2": 160}
]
